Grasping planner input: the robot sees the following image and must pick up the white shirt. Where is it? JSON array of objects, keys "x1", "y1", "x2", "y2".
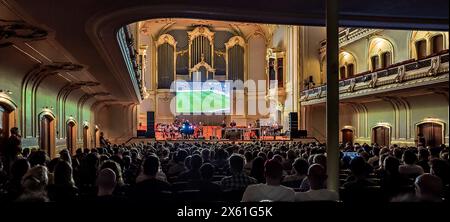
[
  {"x1": 241, "y1": 184, "x2": 295, "y2": 202},
  {"x1": 399, "y1": 164, "x2": 424, "y2": 176},
  {"x1": 295, "y1": 189, "x2": 339, "y2": 201}
]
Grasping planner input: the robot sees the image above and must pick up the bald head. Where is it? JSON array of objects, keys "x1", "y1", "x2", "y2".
[
  {"x1": 415, "y1": 173, "x2": 443, "y2": 201},
  {"x1": 308, "y1": 164, "x2": 327, "y2": 190},
  {"x1": 97, "y1": 168, "x2": 117, "y2": 196}
]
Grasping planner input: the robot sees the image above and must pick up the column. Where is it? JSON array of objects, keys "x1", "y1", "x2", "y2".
[{"x1": 326, "y1": 0, "x2": 340, "y2": 193}]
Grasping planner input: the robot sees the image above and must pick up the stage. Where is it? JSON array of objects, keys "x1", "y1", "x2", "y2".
[{"x1": 155, "y1": 125, "x2": 286, "y2": 141}]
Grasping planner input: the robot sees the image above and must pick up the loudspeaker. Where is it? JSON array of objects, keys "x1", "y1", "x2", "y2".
[
  {"x1": 146, "y1": 111, "x2": 155, "y2": 138},
  {"x1": 289, "y1": 112, "x2": 299, "y2": 138},
  {"x1": 288, "y1": 112, "x2": 298, "y2": 130}
]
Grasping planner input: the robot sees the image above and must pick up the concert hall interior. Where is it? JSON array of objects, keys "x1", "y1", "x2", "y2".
[{"x1": 0, "y1": 0, "x2": 449, "y2": 204}]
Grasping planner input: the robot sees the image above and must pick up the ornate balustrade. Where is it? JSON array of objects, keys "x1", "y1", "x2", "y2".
[{"x1": 301, "y1": 51, "x2": 449, "y2": 104}]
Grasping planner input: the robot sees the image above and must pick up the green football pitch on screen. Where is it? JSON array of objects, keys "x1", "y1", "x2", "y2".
[{"x1": 176, "y1": 90, "x2": 230, "y2": 113}]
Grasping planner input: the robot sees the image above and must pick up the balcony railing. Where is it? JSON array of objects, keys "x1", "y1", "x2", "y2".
[
  {"x1": 301, "y1": 50, "x2": 449, "y2": 102},
  {"x1": 117, "y1": 26, "x2": 145, "y2": 100}
]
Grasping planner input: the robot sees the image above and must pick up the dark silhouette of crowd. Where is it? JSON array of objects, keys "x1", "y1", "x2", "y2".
[{"x1": 0, "y1": 131, "x2": 449, "y2": 203}]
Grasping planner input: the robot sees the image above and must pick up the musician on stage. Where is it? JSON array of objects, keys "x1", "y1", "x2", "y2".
[
  {"x1": 230, "y1": 120, "x2": 237, "y2": 128},
  {"x1": 220, "y1": 120, "x2": 227, "y2": 139}
]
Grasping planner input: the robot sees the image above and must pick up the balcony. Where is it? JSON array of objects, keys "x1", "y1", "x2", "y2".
[
  {"x1": 117, "y1": 26, "x2": 145, "y2": 101},
  {"x1": 300, "y1": 51, "x2": 449, "y2": 105}
]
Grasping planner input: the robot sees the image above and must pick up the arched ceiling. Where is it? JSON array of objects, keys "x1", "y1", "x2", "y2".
[{"x1": 6, "y1": 0, "x2": 448, "y2": 105}]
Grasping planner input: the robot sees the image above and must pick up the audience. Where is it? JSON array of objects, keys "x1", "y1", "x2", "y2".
[
  {"x1": 221, "y1": 154, "x2": 257, "y2": 192},
  {"x1": 282, "y1": 158, "x2": 308, "y2": 188},
  {"x1": 242, "y1": 159, "x2": 295, "y2": 202},
  {"x1": 295, "y1": 164, "x2": 339, "y2": 201},
  {"x1": 415, "y1": 173, "x2": 443, "y2": 202},
  {"x1": 0, "y1": 135, "x2": 448, "y2": 203},
  {"x1": 399, "y1": 149, "x2": 424, "y2": 178}
]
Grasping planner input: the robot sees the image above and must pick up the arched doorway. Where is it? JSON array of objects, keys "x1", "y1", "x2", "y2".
[
  {"x1": 0, "y1": 105, "x2": 10, "y2": 151},
  {"x1": 40, "y1": 114, "x2": 55, "y2": 157},
  {"x1": 66, "y1": 121, "x2": 76, "y2": 154},
  {"x1": 417, "y1": 122, "x2": 443, "y2": 147},
  {"x1": 83, "y1": 125, "x2": 89, "y2": 149},
  {"x1": 372, "y1": 126, "x2": 390, "y2": 147},
  {"x1": 341, "y1": 128, "x2": 354, "y2": 144}
]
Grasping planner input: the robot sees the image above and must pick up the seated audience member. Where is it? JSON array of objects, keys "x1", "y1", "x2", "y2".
[
  {"x1": 250, "y1": 156, "x2": 265, "y2": 184},
  {"x1": 295, "y1": 164, "x2": 339, "y2": 201},
  {"x1": 16, "y1": 166, "x2": 49, "y2": 202},
  {"x1": 299, "y1": 154, "x2": 327, "y2": 191},
  {"x1": 212, "y1": 149, "x2": 230, "y2": 174},
  {"x1": 417, "y1": 148, "x2": 431, "y2": 173},
  {"x1": 221, "y1": 154, "x2": 257, "y2": 191},
  {"x1": 399, "y1": 150, "x2": 424, "y2": 178},
  {"x1": 95, "y1": 168, "x2": 125, "y2": 202},
  {"x1": 341, "y1": 157, "x2": 376, "y2": 203},
  {"x1": 177, "y1": 154, "x2": 202, "y2": 181},
  {"x1": 242, "y1": 159, "x2": 295, "y2": 202},
  {"x1": 243, "y1": 151, "x2": 253, "y2": 175},
  {"x1": 380, "y1": 156, "x2": 410, "y2": 201},
  {"x1": 281, "y1": 150, "x2": 297, "y2": 173},
  {"x1": 430, "y1": 159, "x2": 450, "y2": 186},
  {"x1": 282, "y1": 158, "x2": 308, "y2": 188},
  {"x1": 201, "y1": 149, "x2": 211, "y2": 164},
  {"x1": 415, "y1": 173, "x2": 443, "y2": 202},
  {"x1": 2, "y1": 158, "x2": 29, "y2": 201},
  {"x1": 47, "y1": 160, "x2": 79, "y2": 202},
  {"x1": 100, "y1": 160, "x2": 127, "y2": 194},
  {"x1": 167, "y1": 149, "x2": 188, "y2": 178},
  {"x1": 367, "y1": 147, "x2": 380, "y2": 167},
  {"x1": 129, "y1": 155, "x2": 172, "y2": 201},
  {"x1": 187, "y1": 163, "x2": 222, "y2": 200}
]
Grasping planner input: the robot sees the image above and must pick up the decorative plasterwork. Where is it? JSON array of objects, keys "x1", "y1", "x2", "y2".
[
  {"x1": 156, "y1": 34, "x2": 177, "y2": 47},
  {"x1": 225, "y1": 36, "x2": 246, "y2": 49},
  {"x1": 187, "y1": 26, "x2": 215, "y2": 42},
  {"x1": 0, "y1": 19, "x2": 48, "y2": 47}
]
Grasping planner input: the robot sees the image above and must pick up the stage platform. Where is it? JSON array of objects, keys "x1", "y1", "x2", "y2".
[{"x1": 125, "y1": 137, "x2": 320, "y2": 145}]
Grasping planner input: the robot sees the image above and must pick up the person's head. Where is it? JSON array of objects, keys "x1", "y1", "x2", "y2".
[
  {"x1": 53, "y1": 160, "x2": 75, "y2": 186},
  {"x1": 229, "y1": 154, "x2": 245, "y2": 174},
  {"x1": 100, "y1": 160, "x2": 124, "y2": 185},
  {"x1": 292, "y1": 158, "x2": 309, "y2": 176},
  {"x1": 11, "y1": 158, "x2": 30, "y2": 181},
  {"x1": 264, "y1": 159, "x2": 283, "y2": 185},
  {"x1": 272, "y1": 154, "x2": 283, "y2": 163},
  {"x1": 418, "y1": 148, "x2": 430, "y2": 161},
  {"x1": 313, "y1": 154, "x2": 327, "y2": 169},
  {"x1": 383, "y1": 156, "x2": 400, "y2": 175},
  {"x1": 96, "y1": 168, "x2": 117, "y2": 196},
  {"x1": 59, "y1": 149, "x2": 72, "y2": 164},
  {"x1": 403, "y1": 150, "x2": 418, "y2": 165},
  {"x1": 393, "y1": 148, "x2": 403, "y2": 160},
  {"x1": 29, "y1": 150, "x2": 48, "y2": 167},
  {"x1": 21, "y1": 166, "x2": 49, "y2": 193},
  {"x1": 430, "y1": 159, "x2": 450, "y2": 185},
  {"x1": 142, "y1": 155, "x2": 160, "y2": 177},
  {"x1": 244, "y1": 151, "x2": 253, "y2": 163},
  {"x1": 350, "y1": 156, "x2": 367, "y2": 177},
  {"x1": 415, "y1": 173, "x2": 443, "y2": 202},
  {"x1": 22, "y1": 148, "x2": 30, "y2": 158},
  {"x1": 199, "y1": 163, "x2": 214, "y2": 180},
  {"x1": 201, "y1": 149, "x2": 210, "y2": 161},
  {"x1": 190, "y1": 154, "x2": 203, "y2": 171},
  {"x1": 287, "y1": 150, "x2": 296, "y2": 160},
  {"x1": 10, "y1": 127, "x2": 19, "y2": 135},
  {"x1": 429, "y1": 147, "x2": 442, "y2": 159},
  {"x1": 307, "y1": 164, "x2": 327, "y2": 190}
]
